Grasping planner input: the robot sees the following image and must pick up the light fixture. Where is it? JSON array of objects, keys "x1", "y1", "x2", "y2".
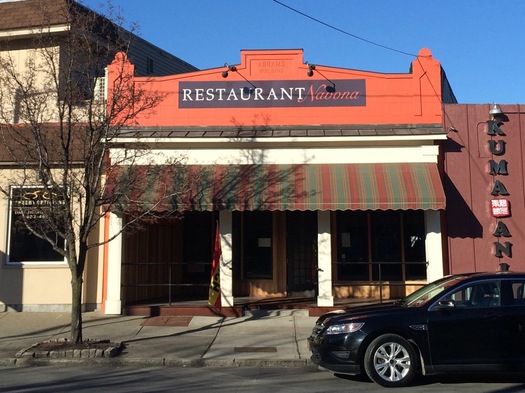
[
  {"x1": 326, "y1": 83, "x2": 336, "y2": 93},
  {"x1": 306, "y1": 63, "x2": 315, "y2": 77},
  {"x1": 221, "y1": 63, "x2": 257, "y2": 93},
  {"x1": 221, "y1": 63, "x2": 237, "y2": 78},
  {"x1": 499, "y1": 262, "x2": 510, "y2": 272},
  {"x1": 306, "y1": 62, "x2": 336, "y2": 92},
  {"x1": 489, "y1": 103, "x2": 503, "y2": 119}
]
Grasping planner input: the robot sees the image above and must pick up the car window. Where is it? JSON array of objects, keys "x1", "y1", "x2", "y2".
[
  {"x1": 511, "y1": 281, "x2": 525, "y2": 306},
  {"x1": 403, "y1": 275, "x2": 466, "y2": 307},
  {"x1": 437, "y1": 281, "x2": 501, "y2": 308}
]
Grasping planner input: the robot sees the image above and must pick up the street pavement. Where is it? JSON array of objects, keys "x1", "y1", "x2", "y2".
[{"x1": 0, "y1": 309, "x2": 319, "y2": 368}]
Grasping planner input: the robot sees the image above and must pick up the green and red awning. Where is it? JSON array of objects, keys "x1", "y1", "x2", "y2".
[{"x1": 106, "y1": 163, "x2": 445, "y2": 213}]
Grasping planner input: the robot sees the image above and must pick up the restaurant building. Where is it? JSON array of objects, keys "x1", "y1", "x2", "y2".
[
  {"x1": 101, "y1": 48, "x2": 455, "y2": 314},
  {"x1": 443, "y1": 103, "x2": 525, "y2": 275}
]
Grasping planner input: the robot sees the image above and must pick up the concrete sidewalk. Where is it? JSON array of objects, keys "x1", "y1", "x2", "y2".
[{"x1": 0, "y1": 310, "x2": 319, "y2": 367}]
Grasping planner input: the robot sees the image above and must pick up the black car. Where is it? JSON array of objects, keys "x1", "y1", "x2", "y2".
[{"x1": 307, "y1": 272, "x2": 525, "y2": 387}]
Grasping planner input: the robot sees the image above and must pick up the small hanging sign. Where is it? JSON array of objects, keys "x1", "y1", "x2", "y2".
[{"x1": 491, "y1": 198, "x2": 510, "y2": 218}]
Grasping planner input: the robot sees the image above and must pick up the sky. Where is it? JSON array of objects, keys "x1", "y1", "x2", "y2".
[{"x1": 81, "y1": 0, "x2": 525, "y2": 105}]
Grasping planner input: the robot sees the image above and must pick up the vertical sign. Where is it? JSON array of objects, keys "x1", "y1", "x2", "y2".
[{"x1": 487, "y1": 120, "x2": 512, "y2": 261}]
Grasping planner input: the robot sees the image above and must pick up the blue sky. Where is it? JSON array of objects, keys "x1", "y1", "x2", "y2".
[{"x1": 82, "y1": 0, "x2": 525, "y2": 104}]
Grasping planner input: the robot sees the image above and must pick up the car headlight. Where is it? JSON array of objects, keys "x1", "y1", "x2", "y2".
[{"x1": 326, "y1": 322, "x2": 364, "y2": 335}]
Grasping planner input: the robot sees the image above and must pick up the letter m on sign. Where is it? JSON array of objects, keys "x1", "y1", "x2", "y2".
[{"x1": 489, "y1": 160, "x2": 508, "y2": 176}]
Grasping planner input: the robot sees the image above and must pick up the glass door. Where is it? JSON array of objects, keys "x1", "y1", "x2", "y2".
[{"x1": 286, "y1": 211, "x2": 317, "y2": 295}]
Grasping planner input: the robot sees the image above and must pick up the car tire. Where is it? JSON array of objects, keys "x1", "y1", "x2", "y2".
[{"x1": 363, "y1": 333, "x2": 418, "y2": 387}]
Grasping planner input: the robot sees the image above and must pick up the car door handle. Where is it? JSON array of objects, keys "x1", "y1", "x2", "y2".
[{"x1": 482, "y1": 312, "x2": 501, "y2": 320}]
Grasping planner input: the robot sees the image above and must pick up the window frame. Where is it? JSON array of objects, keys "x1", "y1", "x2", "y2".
[
  {"x1": 430, "y1": 279, "x2": 503, "y2": 310},
  {"x1": 232, "y1": 211, "x2": 273, "y2": 280},
  {"x1": 6, "y1": 186, "x2": 66, "y2": 265},
  {"x1": 335, "y1": 210, "x2": 427, "y2": 282}
]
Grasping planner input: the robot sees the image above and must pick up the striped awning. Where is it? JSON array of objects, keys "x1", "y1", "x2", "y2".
[{"x1": 106, "y1": 163, "x2": 445, "y2": 212}]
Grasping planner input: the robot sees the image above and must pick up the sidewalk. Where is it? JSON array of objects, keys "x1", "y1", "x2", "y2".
[{"x1": 0, "y1": 309, "x2": 319, "y2": 367}]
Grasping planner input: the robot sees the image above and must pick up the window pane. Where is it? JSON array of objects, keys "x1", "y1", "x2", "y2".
[
  {"x1": 243, "y1": 211, "x2": 273, "y2": 279},
  {"x1": 336, "y1": 211, "x2": 368, "y2": 280},
  {"x1": 371, "y1": 211, "x2": 402, "y2": 280},
  {"x1": 9, "y1": 226, "x2": 63, "y2": 262},
  {"x1": 8, "y1": 187, "x2": 64, "y2": 263},
  {"x1": 512, "y1": 281, "x2": 525, "y2": 304},
  {"x1": 403, "y1": 210, "x2": 427, "y2": 280},
  {"x1": 183, "y1": 211, "x2": 213, "y2": 283},
  {"x1": 232, "y1": 212, "x2": 242, "y2": 280},
  {"x1": 441, "y1": 281, "x2": 501, "y2": 308}
]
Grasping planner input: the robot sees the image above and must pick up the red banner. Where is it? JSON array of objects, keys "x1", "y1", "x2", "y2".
[{"x1": 208, "y1": 224, "x2": 222, "y2": 310}]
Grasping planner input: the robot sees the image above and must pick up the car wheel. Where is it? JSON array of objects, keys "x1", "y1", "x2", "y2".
[{"x1": 363, "y1": 334, "x2": 418, "y2": 387}]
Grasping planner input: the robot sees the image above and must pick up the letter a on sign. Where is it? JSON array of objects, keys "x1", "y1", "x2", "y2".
[{"x1": 208, "y1": 223, "x2": 222, "y2": 310}]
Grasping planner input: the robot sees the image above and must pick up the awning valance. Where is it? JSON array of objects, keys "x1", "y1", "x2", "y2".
[{"x1": 105, "y1": 163, "x2": 445, "y2": 213}]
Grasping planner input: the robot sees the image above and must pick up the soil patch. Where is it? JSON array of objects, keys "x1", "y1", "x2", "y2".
[{"x1": 17, "y1": 338, "x2": 123, "y2": 358}]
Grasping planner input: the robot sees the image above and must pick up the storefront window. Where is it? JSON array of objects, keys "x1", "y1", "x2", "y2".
[
  {"x1": 403, "y1": 210, "x2": 427, "y2": 280},
  {"x1": 7, "y1": 187, "x2": 65, "y2": 264},
  {"x1": 183, "y1": 211, "x2": 214, "y2": 284},
  {"x1": 336, "y1": 210, "x2": 426, "y2": 282},
  {"x1": 336, "y1": 211, "x2": 369, "y2": 280},
  {"x1": 371, "y1": 211, "x2": 402, "y2": 280},
  {"x1": 233, "y1": 211, "x2": 273, "y2": 279}
]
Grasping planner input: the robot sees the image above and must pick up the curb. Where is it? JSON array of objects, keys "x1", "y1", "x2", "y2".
[{"x1": 0, "y1": 357, "x2": 315, "y2": 368}]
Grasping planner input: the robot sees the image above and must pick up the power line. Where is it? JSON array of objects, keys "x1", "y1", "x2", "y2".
[
  {"x1": 272, "y1": 0, "x2": 418, "y2": 58},
  {"x1": 272, "y1": 1, "x2": 450, "y2": 122}
]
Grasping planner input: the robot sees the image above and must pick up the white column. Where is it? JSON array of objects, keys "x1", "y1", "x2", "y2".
[
  {"x1": 219, "y1": 210, "x2": 234, "y2": 308},
  {"x1": 317, "y1": 210, "x2": 334, "y2": 306},
  {"x1": 425, "y1": 210, "x2": 444, "y2": 282},
  {"x1": 104, "y1": 212, "x2": 123, "y2": 314}
]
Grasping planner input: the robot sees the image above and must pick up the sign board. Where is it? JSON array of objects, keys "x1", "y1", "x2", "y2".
[{"x1": 179, "y1": 80, "x2": 366, "y2": 108}]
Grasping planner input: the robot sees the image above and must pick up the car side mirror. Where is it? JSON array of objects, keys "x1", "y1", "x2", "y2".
[{"x1": 435, "y1": 300, "x2": 456, "y2": 310}]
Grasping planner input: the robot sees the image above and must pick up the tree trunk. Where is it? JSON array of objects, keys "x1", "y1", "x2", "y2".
[{"x1": 70, "y1": 274, "x2": 83, "y2": 343}]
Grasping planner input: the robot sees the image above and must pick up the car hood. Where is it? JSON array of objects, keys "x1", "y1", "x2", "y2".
[{"x1": 316, "y1": 302, "x2": 408, "y2": 326}]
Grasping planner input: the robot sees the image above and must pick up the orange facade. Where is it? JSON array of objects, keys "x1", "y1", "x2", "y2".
[
  {"x1": 108, "y1": 48, "x2": 445, "y2": 127},
  {"x1": 104, "y1": 47, "x2": 453, "y2": 308}
]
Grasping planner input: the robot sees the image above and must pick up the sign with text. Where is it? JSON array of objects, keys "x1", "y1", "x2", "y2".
[
  {"x1": 11, "y1": 187, "x2": 65, "y2": 220},
  {"x1": 491, "y1": 199, "x2": 510, "y2": 218},
  {"x1": 179, "y1": 79, "x2": 366, "y2": 108}
]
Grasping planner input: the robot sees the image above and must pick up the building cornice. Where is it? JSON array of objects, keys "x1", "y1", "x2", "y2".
[
  {"x1": 111, "y1": 124, "x2": 447, "y2": 146},
  {"x1": 0, "y1": 24, "x2": 70, "y2": 39}
]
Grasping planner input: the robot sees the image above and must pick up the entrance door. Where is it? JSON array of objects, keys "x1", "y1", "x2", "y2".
[{"x1": 286, "y1": 211, "x2": 317, "y2": 296}]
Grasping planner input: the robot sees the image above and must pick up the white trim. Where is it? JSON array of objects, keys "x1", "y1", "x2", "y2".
[
  {"x1": 219, "y1": 211, "x2": 234, "y2": 307},
  {"x1": 116, "y1": 145, "x2": 441, "y2": 166},
  {"x1": 425, "y1": 210, "x2": 444, "y2": 282},
  {"x1": 6, "y1": 261, "x2": 67, "y2": 267},
  {"x1": 104, "y1": 213, "x2": 123, "y2": 314},
  {"x1": 112, "y1": 134, "x2": 448, "y2": 145},
  {"x1": 317, "y1": 211, "x2": 334, "y2": 306},
  {"x1": 0, "y1": 25, "x2": 70, "y2": 39}
]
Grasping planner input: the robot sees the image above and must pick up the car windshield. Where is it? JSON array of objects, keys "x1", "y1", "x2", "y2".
[{"x1": 401, "y1": 275, "x2": 467, "y2": 307}]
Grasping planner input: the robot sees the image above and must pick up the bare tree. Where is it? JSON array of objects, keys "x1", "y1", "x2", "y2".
[{"x1": 0, "y1": 0, "x2": 184, "y2": 343}]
